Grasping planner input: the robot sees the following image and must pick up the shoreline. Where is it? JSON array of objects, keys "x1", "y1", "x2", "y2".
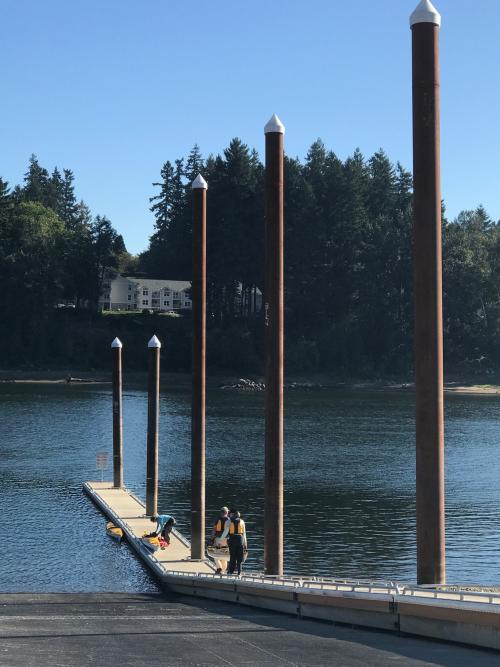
[{"x1": 0, "y1": 370, "x2": 499, "y2": 395}]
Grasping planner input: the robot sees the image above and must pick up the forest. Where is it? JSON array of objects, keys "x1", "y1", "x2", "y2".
[
  {"x1": 139, "y1": 140, "x2": 500, "y2": 376},
  {"x1": 1, "y1": 143, "x2": 499, "y2": 376}
]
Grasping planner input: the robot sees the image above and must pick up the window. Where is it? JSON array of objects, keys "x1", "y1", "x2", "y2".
[
  {"x1": 142, "y1": 289, "x2": 148, "y2": 296},
  {"x1": 128, "y1": 285, "x2": 132, "y2": 291},
  {"x1": 173, "y1": 291, "x2": 180, "y2": 298},
  {"x1": 163, "y1": 300, "x2": 170, "y2": 306},
  {"x1": 104, "y1": 293, "x2": 110, "y2": 300},
  {"x1": 163, "y1": 289, "x2": 170, "y2": 296},
  {"x1": 142, "y1": 299, "x2": 149, "y2": 305},
  {"x1": 127, "y1": 295, "x2": 131, "y2": 301},
  {"x1": 184, "y1": 300, "x2": 191, "y2": 306}
]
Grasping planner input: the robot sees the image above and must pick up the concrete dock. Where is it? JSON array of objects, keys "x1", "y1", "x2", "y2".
[{"x1": 84, "y1": 482, "x2": 500, "y2": 653}]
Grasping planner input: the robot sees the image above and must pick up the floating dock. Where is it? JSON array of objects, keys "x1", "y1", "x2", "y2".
[{"x1": 84, "y1": 481, "x2": 500, "y2": 652}]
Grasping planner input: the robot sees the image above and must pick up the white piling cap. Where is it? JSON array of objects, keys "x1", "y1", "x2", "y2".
[
  {"x1": 410, "y1": 0, "x2": 441, "y2": 27},
  {"x1": 192, "y1": 174, "x2": 208, "y2": 189},
  {"x1": 111, "y1": 337, "x2": 122, "y2": 348},
  {"x1": 148, "y1": 335, "x2": 161, "y2": 348},
  {"x1": 264, "y1": 114, "x2": 285, "y2": 135}
]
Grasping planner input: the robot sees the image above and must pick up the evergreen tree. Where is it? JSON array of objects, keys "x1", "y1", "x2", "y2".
[
  {"x1": 61, "y1": 169, "x2": 78, "y2": 228},
  {"x1": 23, "y1": 154, "x2": 50, "y2": 205}
]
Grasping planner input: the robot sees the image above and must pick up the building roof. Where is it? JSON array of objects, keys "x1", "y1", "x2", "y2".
[{"x1": 123, "y1": 277, "x2": 191, "y2": 292}]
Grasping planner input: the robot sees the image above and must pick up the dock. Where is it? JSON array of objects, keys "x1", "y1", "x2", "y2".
[
  {"x1": 84, "y1": 482, "x2": 214, "y2": 577},
  {"x1": 84, "y1": 481, "x2": 500, "y2": 653}
]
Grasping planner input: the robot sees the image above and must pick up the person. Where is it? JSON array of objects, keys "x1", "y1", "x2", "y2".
[
  {"x1": 209, "y1": 507, "x2": 229, "y2": 574},
  {"x1": 221, "y1": 509, "x2": 247, "y2": 575},
  {"x1": 147, "y1": 513, "x2": 176, "y2": 545}
]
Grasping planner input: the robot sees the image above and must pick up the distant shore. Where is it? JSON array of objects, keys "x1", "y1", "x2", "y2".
[{"x1": 0, "y1": 369, "x2": 499, "y2": 395}]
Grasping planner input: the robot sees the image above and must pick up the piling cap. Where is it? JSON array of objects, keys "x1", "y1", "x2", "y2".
[
  {"x1": 410, "y1": 0, "x2": 441, "y2": 27},
  {"x1": 264, "y1": 113, "x2": 285, "y2": 135},
  {"x1": 148, "y1": 334, "x2": 161, "y2": 348},
  {"x1": 111, "y1": 337, "x2": 122, "y2": 348},
  {"x1": 192, "y1": 174, "x2": 208, "y2": 189}
]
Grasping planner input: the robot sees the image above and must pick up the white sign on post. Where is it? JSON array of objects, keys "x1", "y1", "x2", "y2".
[{"x1": 96, "y1": 451, "x2": 109, "y2": 482}]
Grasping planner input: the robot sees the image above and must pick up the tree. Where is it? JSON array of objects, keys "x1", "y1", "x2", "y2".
[{"x1": 23, "y1": 154, "x2": 50, "y2": 206}]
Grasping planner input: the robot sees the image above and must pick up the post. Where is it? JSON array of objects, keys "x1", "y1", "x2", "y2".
[
  {"x1": 411, "y1": 0, "x2": 445, "y2": 585},
  {"x1": 146, "y1": 335, "x2": 161, "y2": 516},
  {"x1": 191, "y1": 174, "x2": 207, "y2": 560},
  {"x1": 264, "y1": 114, "x2": 285, "y2": 576},
  {"x1": 111, "y1": 337, "x2": 123, "y2": 488}
]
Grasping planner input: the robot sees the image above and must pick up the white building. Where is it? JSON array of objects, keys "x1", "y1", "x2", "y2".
[{"x1": 99, "y1": 275, "x2": 192, "y2": 312}]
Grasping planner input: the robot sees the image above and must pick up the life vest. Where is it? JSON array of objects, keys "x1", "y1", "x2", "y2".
[
  {"x1": 229, "y1": 518, "x2": 245, "y2": 536},
  {"x1": 214, "y1": 516, "x2": 228, "y2": 536}
]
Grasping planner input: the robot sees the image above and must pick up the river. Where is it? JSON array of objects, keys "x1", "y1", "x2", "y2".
[{"x1": 0, "y1": 383, "x2": 499, "y2": 591}]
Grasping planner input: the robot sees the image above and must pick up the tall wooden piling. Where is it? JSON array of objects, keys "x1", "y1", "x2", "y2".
[
  {"x1": 111, "y1": 337, "x2": 123, "y2": 488},
  {"x1": 264, "y1": 114, "x2": 285, "y2": 576},
  {"x1": 146, "y1": 335, "x2": 161, "y2": 516},
  {"x1": 191, "y1": 174, "x2": 207, "y2": 560},
  {"x1": 411, "y1": 0, "x2": 446, "y2": 585}
]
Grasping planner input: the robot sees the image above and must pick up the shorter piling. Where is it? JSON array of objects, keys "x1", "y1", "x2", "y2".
[
  {"x1": 146, "y1": 335, "x2": 161, "y2": 516},
  {"x1": 111, "y1": 337, "x2": 123, "y2": 488}
]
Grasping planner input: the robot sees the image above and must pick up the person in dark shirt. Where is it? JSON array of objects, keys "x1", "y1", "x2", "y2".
[{"x1": 221, "y1": 510, "x2": 247, "y2": 575}]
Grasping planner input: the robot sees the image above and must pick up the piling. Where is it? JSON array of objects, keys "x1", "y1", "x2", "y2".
[
  {"x1": 146, "y1": 335, "x2": 161, "y2": 516},
  {"x1": 264, "y1": 114, "x2": 285, "y2": 576},
  {"x1": 411, "y1": 0, "x2": 446, "y2": 585},
  {"x1": 111, "y1": 337, "x2": 123, "y2": 488},
  {"x1": 191, "y1": 174, "x2": 207, "y2": 560}
]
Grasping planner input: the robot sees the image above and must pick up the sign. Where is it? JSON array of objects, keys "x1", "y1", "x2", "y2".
[{"x1": 96, "y1": 451, "x2": 108, "y2": 470}]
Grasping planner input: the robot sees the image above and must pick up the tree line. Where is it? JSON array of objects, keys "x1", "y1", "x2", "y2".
[
  {"x1": 1, "y1": 144, "x2": 498, "y2": 376},
  {"x1": 0, "y1": 156, "x2": 132, "y2": 365},
  {"x1": 140, "y1": 139, "x2": 500, "y2": 376}
]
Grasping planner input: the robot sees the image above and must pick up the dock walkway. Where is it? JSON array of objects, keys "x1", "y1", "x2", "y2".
[
  {"x1": 84, "y1": 481, "x2": 213, "y2": 576},
  {"x1": 84, "y1": 481, "x2": 500, "y2": 653}
]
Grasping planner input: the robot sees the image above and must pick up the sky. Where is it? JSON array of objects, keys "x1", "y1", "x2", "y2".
[{"x1": 2, "y1": 0, "x2": 499, "y2": 254}]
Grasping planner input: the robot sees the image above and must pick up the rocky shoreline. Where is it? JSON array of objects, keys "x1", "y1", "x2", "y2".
[{"x1": 220, "y1": 378, "x2": 327, "y2": 391}]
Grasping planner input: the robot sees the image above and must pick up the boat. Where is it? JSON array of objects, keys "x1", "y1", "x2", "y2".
[
  {"x1": 207, "y1": 544, "x2": 249, "y2": 565},
  {"x1": 106, "y1": 522, "x2": 123, "y2": 541},
  {"x1": 207, "y1": 544, "x2": 230, "y2": 561},
  {"x1": 141, "y1": 535, "x2": 160, "y2": 552},
  {"x1": 141, "y1": 534, "x2": 168, "y2": 552}
]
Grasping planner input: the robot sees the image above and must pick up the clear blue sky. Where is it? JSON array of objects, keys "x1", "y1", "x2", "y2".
[{"x1": 2, "y1": 0, "x2": 499, "y2": 254}]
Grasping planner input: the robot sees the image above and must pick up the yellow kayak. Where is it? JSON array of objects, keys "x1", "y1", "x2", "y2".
[
  {"x1": 106, "y1": 522, "x2": 123, "y2": 541},
  {"x1": 141, "y1": 534, "x2": 161, "y2": 552}
]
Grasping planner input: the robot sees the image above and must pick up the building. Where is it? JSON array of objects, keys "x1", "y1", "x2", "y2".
[{"x1": 99, "y1": 274, "x2": 192, "y2": 313}]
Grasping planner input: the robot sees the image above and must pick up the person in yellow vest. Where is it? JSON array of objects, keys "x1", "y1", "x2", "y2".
[
  {"x1": 210, "y1": 506, "x2": 229, "y2": 574},
  {"x1": 221, "y1": 509, "x2": 247, "y2": 575}
]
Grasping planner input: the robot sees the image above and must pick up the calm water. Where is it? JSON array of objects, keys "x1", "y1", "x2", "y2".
[{"x1": 0, "y1": 383, "x2": 499, "y2": 591}]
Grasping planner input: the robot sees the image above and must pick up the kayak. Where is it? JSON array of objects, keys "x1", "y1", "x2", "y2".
[
  {"x1": 141, "y1": 535, "x2": 169, "y2": 552},
  {"x1": 207, "y1": 544, "x2": 249, "y2": 564},
  {"x1": 207, "y1": 545, "x2": 230, "y2": 560},
  {"x1": 106, "y1": 522, "x2": 123, "y2": 541}
]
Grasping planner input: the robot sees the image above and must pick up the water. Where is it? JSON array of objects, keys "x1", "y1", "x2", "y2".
[{"x1": 0, "y1": 383, "x2": 499, "y2": 591}]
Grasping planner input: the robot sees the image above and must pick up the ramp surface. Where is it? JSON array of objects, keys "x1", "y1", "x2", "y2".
[{"x1": 1, "y1": 593, "x2": 499, "y2": 667}]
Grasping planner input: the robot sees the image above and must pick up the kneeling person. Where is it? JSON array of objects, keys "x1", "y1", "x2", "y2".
[{"x1": 148, "y1": 513, "x2": 176, "y2": 545}]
